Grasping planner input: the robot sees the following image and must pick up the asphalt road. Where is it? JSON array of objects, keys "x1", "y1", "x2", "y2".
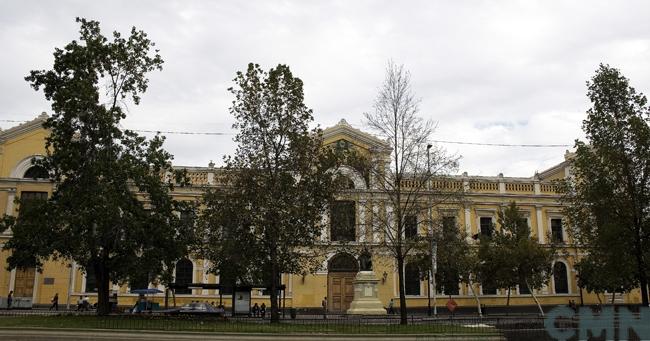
[{"x1": 0, "y1": 329, "x2": 505, "y2": 340}]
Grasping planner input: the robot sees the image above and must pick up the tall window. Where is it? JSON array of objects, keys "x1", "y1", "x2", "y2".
[
  {"x1": 480, "y1": 217, "x2": 493, "y2": 237},
  {"x1": 175, "y1": 258, "x2": 193, "y2": 294},
  {"x1": 405, "y1": 263, "x2": 421, "y2": 296},
  {"x1": 553, "y1": 262, "x2": 569, "y2": 294},
  {"x1": 442, "y1": 216, "x2": 456, "y2": 234},
  {"x1": 331, "y1": 201, "x2": 355, "y2": 241},
  {"x1": 23, "y1": 166, "x2": 48, "y2": 179},
  {"x1": 551, "y1": 219, "x2": 563, "y2": 243},
  {"x1": 405, "y1": 215, "x2": 418, "y2": 239},
  {"x1": 519, "y1": 280, "x2": 531, "y2": 295},
  {"x1": 129, "y1": 273, "x2": 149, "y2": 291},
  {"x1": 85, "y1": 267, "x2": 97, "y2": 293}
]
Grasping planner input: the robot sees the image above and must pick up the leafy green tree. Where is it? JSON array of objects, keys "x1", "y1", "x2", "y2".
[
  {"x1": 2, "y1": 18, "x2": 196, "y2": 315},
  {"x1": 206, "y1": 63, "x2": 344, "y2": 322},
  {"x1": 476, "y1": 202, "x2": 555, "y2": 315},
  {"x1": 575, "y1": 249, "x2": 637, "y2": 304},
  {"x1": 364, "y1": 61, "x2": 460, "y2": 325},
  {"x1": 557, "y1": 64, "x2": 650, "y2": 305},
  {"x1": 198, "y1": 188, "x2": 263, "y2": 313}
]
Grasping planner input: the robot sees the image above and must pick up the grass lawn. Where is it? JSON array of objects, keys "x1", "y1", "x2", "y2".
[{"x1": 0, "y1": 315, "x2": 500, "y2": 335}]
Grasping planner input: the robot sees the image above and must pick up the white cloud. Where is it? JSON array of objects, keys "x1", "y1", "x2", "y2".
[{"x1": 2, "y1": 0, "x2": 650, "y2": 176}]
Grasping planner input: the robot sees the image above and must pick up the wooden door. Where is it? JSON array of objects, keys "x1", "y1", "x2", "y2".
[
  {"x1": 328, "y1": 272, "x2": 355, "y2": 312},
  {"x1": 14, "y1": 267, "x2": 35, "y2": 297}
]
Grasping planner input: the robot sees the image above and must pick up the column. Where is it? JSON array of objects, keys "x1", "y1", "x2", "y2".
[
  {"x1": 386, "y1": 204, "x2": 394, "y2": 241},
  {"x1": 536, "y1": 206, "x2": 545, "y2": 244},
  {"x1": 464, "y1": 206, "x2": 471, "y2": 240},
  {"x1": 202, "y1": 261, "x2": 210, "y2": 295},
  {"x1": 358, "y1": 200, "x2": 366, "y2": 242},
  {"x1": 372, "y1": 204, "x2": 380, "y2": 243},
  {"x1": 32, "y1": 270, "x2": 41, "y2": 305},
  {"x1": 321, "y1": 210, "x2": 329, "y2": 242},
  {"x1": 3, "y1": 189, "x2": 16, "y2": 235}
]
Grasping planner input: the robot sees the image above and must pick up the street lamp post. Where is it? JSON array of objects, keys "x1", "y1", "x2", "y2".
[{"x1": 427, "y1": 144, "x2": 437, "y2": 317}]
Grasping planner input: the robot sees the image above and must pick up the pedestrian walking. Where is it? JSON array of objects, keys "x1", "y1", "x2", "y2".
[
  {"x1": 322, "y1": 297, "x2": 327, "y2": 319},
  {"x1": 252, "y1": 303, "x2": 260, "y2": 317},
  {"x1": 7, "y1": 291, "x2": 12, "y2": 310},
  {"x1": 49, "y1": 293, "x2": 59, "y2": 311},
  {"x1": 260, "y1": 303, "x2": 266, "y2": 319},
  {"x1": 388, "y1": 298, "x2": 394, "y2": 314}
]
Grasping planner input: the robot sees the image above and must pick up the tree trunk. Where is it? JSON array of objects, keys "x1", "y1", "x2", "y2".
[
  {"x1": 526, "y1": 279, "x2": 544, "y2": 316},
  {"x1": 270, "y1": 249, "x2": 280, "y2": 323},
  {"x1": 636, "y1": 252, "x2": 649, "y2": 306},
  {"x1": 611, "y1": 292, "x2": 616, "y2": 305},
  {"x1": 164, "y1": 287, "x2": 169, "y2": 309},
  {"x1": 95, "y1": 263, "x2": 111, "y2": 316},
  {"x1": 396, "y1": 254, "x2": 408, "y2": 325},
  {"x1": 506, "y1": 287, "x2": 511, "y2": 306},
  {"x1": 467, "y1": 278, "x2": 482, "y2": 317}
]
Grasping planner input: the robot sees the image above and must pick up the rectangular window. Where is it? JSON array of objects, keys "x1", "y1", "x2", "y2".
[
  {"x1": 20, "y1": 191, "x2": 48, "y2": 202},
  {"x1": 551, "y1": 219, "x2": 563, "y2": 243},
  {"x1": 442, "y1": 216, "x2": 456, "y2": 234},
  {"x1": 480, "y1": 217, "x2": 493, "y2": 237},
  {"x1": 405, "y1": 215, "x2": 418, "y2": 239},
  {"x1": 330, "y1": 201, "x2": 356, "y2": 241},
  {"x1": 482, "y1": 285, "x2": 497, "y2": 295},
  {"x1": 85, "y1": 267, "x2": 97, "y2": 293}
]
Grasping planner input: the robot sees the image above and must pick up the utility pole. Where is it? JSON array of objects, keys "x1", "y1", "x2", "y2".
[{"x1": 427, "y1": 144, "x2": 437, "y2": 317}]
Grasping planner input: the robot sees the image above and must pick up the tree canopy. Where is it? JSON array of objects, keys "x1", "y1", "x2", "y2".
[
  {"x1": 476, "y1": 202, "x2": 555, "y2": 315},
  {"x1": 2, "y1": 18, "x2": 196, "y2": 315},
  {"x1": 558, "y1": 64, "x2": 650, "y2": 305},
  {"x1": 364, "y1": 61, "x2": 460, "y2": 324},
  {"x1": 200, "y1": 63, "x2": 345, "y2": 322}
]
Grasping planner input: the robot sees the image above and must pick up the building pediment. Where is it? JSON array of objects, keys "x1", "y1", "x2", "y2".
[{"x1": 322, "y1": 119, "x2": 390, "y2": 153}]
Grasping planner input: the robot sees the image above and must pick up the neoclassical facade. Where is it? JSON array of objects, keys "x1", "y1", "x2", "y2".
[{"x1": 0, "y1": 115, "x2": 644, "y2": 310}]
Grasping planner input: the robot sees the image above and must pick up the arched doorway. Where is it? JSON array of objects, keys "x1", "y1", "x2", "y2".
[{"x1": 327, "y1": 253, "x2": 358, "y2": 312}]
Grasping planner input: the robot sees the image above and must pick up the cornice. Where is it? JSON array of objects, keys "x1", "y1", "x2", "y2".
[{"x1": 0, "y1": 112, "x2": 49, "y2": 142}]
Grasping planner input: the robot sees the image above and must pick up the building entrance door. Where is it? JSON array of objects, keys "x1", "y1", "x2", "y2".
[
  {"x1": 14, "y1": 267, "x2": 35, "y2": 298},
  {"x1": 327, "y1": 253, "x2": 359, "y2": 313}
]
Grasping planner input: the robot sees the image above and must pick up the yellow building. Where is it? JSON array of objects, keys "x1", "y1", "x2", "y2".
[{"x1": 0, "y1": 115, "x2": 643, "y2": 311}]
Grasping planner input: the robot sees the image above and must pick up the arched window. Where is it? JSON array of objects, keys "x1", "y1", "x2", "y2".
[
  {"x1": 23, "y1": 166, "x2": 48, "y2": 179},
  {"x1": 328, "y1": 253, "x2": 359, "y2": 273},
  {"x1": 175, "y1": 259, "x2": 193, "y2": 295},
  {"x1": 553, "y1": 262, "x2": 569, "y2": 294},
  {"x1": 405, "y1": 263, "x2": 421, "y2": 296}
]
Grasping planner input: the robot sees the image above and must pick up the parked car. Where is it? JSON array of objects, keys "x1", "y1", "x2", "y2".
[{"x1": 166, "y1": 302, "x2": 225, "y2": 317}]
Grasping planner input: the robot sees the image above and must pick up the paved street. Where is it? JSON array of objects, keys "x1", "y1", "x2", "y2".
[{"x1": 0, "y1": 329, "x2": 505, "y2": 341}]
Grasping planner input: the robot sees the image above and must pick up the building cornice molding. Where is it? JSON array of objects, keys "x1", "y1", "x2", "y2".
[{"x1": 0, "y1": 113, "x2": 49, "y2": 143}]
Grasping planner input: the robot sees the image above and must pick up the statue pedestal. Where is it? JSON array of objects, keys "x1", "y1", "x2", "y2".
[{"x1": 346, "y1": 271, "x2": 387, "y2": 315}]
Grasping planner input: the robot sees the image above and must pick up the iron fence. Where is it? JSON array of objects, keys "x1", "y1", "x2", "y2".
[{"x1": 3, "y1": 310, "x2": 640, "y2": 340}]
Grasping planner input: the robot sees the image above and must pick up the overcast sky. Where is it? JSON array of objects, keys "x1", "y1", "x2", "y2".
[{"x1": 2, "y1": 1, "x2": 650, "y2": 177}]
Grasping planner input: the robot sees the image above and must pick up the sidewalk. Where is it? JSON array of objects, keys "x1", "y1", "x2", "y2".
[{"x1": 0, "y1": 328, "x2": 505, "y2": 341}]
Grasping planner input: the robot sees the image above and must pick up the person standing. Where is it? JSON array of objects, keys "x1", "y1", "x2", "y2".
[
  {"x1": 388, "y1": 298, "x2": 394, "y2": 314},
  {"x1": 7, "y1": 291, "x2": 13, "y2": 310},
  {"x1": 252, "y1": 303, "x2": 260, "y2": 317},
  {"x1": 260, "y1": 303, "x2": 266, "y2": 319},
  {"x1": 49, "y1": 293, "x2": 59, "y2": 311},
  {"x1": 322, "y1": 297, "x2": 327, "y2": 319}
]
